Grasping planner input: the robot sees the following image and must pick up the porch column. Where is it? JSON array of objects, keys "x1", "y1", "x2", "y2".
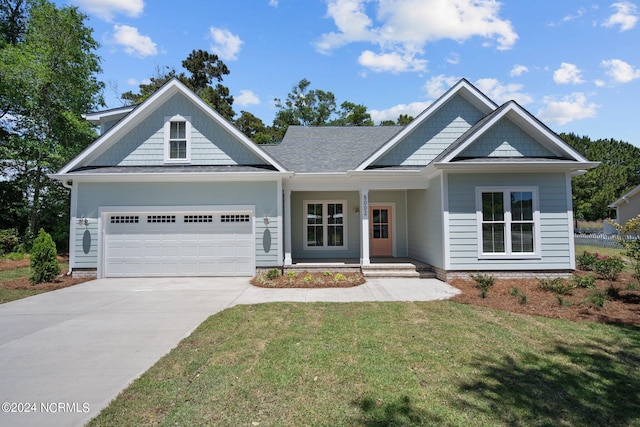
[
  {"x1": 284, "y1": 189, "x2": 292, "y2": 265},
  {"x1": 360, "y1": 188, "x2": 370, "y2": 265}
]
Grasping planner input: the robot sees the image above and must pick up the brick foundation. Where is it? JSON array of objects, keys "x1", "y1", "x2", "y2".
[{"x1": 72, "y1": 268, "x2": 97, "y2": 279}]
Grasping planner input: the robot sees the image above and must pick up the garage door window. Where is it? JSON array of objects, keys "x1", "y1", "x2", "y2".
[
  {"x1": 110, "y1": 215, "x2": 139, "y2": 224},
  {"x1": 147, "y1": 215, "x2": 176, "y2": 223},
  {"x1": 221, "y1": 214, "x2": 250, "y2": 222},
  {"x1": 184, "y1": 215, "x2": 213, "y2": 223}
]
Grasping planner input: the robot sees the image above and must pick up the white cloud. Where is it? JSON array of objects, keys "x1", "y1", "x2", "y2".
[
  {"x1": 209, "y1": 27, "x2": 243, "y2": 61},
  {"x1": 71, "y1": 0, "x2": 144, "y2": 21},
  {"x1": 369, "y1": 101, "x2": 431, "y2": 124},
  {"x1": 601, "y1": 58, "x2": 640, "y2": 83},
  {"x1": 126, "y1": 77, "x2": 151, "y2": 86},
  {"x1": 474, "y1": 78, "x2": 533, "y2": 105},
  {"x1": 423, "y1": 74, "x2": 460, "y2": 98},
  {"x1": 316, "y1": 0, "x2": 517, "y2": 73},
  {"x1": 563, "y1": 7, "x2": 587, "y2": 22},
  {"x1": 358, "y1": 50, "x2": 427, "y2": 73},
  {"x1": 269, "y1": 0, "x2": 278, "y2": 6},
  {"x1": 537, "y1": 93, "x2": 598, "y2": 125},
  {"x1": 510, "y1": 64, "x2": 529, "y2": 77},
  {"x1": 595, "y1": 79, "x2": 606, "y2": 87},
  {"x1": 112, "y1": 25, "x2": 157, "y2": 57},
  {"x1": 603, "y1": 1, "x2": 638, "y2": 31},
  {"x1": 236, "y1": 90, "x2": 260, "y2": 106},
  {"x1": 553, "y1": 63, "x2": 585, "y2": 85},
  {"x1": 446, "y1": 53, "x2": 460, "y2": 65}
]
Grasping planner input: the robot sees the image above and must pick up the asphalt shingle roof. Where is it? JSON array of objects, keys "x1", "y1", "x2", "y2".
[{"x1": 262, "y1": 126, "x2": 405, "y2": 173}]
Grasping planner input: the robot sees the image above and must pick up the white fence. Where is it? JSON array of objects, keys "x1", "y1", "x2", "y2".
[{"x1": 574, "y1": 233, "x2": 623, "y2": 249}]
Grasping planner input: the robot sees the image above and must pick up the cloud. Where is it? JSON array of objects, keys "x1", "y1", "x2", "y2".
[
  {"x1": 236, "y1": 90, "x2": 260, "y2": 106},
  {"x1": 112, "y1": 25, "x2": 157, "y2": 57},
  {"x1": 603, "y1": 1, "x2": 638, "y2": 31},
  {"x1": 316, "y1": 0, "x2": 517, "y2": 73},
  {"x1": 209, "y1": 27, "x2": 243, "y2": 61},
  {"x1": 358, "y1": 50, "x2": 427, "y2": 73},
  {"x1": 126, "y1": 77, "x2": 151, "y2": 86},
  {"x1": 369, "y1": 101, "x2": 431, "y2": 124},
  {"x1": 537, "y1": 93, "x2": 598, "y2": 125},
  {"x1": 601, "y1": 58, "x2": 640, "y2": 83},
  {"x1": 269, "y1": 0, "x2": 278, "y2": 6},
  {"x1": 424, "y1": 74, "x2": 460, "y2": 98},
  {"x1": 446, "y1": 53, "x2": 460, "y2": 65},
  {"x1": 510, "y1": 64, "x2": 529, "y2": 77},
  {"x1": 474, "y1": 78, "x2": 533, "y2": 105},
  {"x1": 553, "y1": 63, "x2": 585, "y2": 84},
  {"x1": 71, "y1": 0, "x2": 144, "y2": 21}
]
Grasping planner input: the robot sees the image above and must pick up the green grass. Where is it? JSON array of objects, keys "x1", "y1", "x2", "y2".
[
  {"x1": 0, "y1": 263, "x2": 68, "y2": 304},
  {"x1": 88, "y1": 301, "x2": 640, "y2": 427}
]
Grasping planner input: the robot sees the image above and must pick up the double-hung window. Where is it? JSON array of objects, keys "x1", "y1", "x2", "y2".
[
  {"x1": 476, "y1": 188, "x2": 540, "y2": 258},
  {"x1": 164, "y1": 115, "x2": 191, "y2": 163},
  {"x1": 304, "y1": 201, "x2": 346, "y2": 250}
]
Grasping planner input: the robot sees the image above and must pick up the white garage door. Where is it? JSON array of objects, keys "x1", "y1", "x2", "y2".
[{"x1": 104, "y1": 211, "x2": 254, "y2": 277}]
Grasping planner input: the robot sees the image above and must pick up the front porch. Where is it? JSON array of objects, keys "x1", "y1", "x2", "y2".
[{"x1": 285, "y1": 258, "x2": 436, "y2": 278}]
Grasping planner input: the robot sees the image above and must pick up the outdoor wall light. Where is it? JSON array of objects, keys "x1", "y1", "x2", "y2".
[
  {"x1": 78, "y1": 216, "x2": 89, "y2": 226},
  {"x1": 353, "y1": 207, "x2": 360, "y2": 215},
  {"x1": 263, "y1": 215, "x2": 270, "y2": 225}
]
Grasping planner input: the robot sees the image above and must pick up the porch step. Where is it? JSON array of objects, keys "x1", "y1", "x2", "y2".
[{"x1": 361, "y1": 262, "x2": 435, "y2": 279}]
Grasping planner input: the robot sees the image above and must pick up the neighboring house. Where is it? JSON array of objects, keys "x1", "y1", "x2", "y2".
[
  {"x1": 609, "y1": 183, "x2": 640, "y2": 226},
  {"x1": 51, "y1": 78, "x2": 598, "y2": 281}
]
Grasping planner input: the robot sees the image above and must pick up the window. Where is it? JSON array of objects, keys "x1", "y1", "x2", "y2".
[
  {"x1": 304, "y1": 201, "x2": 346, "y2": 249},
  {"x1": 221, "y1": 214, "x2": 250, "y2": 223},
  {"x1": 147, "y1": 215, "x2": 176, "y2": 223},
  {"x1": 476, "y1": 188, "x2": 539, "y2": 258},
  {"x1": 164, "y1": 115, "x2": 191, "y2": 163},
  {"x1": 110, "y1": 215, "x2": 139, "y2": 224}
]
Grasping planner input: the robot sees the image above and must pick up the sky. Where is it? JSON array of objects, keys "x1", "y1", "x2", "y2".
[{"x1": 57, "y1": 0, "x2": 640, "y2": 146}]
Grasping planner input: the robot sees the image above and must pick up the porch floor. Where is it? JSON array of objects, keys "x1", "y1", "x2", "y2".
[{"x1": 288, "y1": 258, "x2": 435, "y2": 278}]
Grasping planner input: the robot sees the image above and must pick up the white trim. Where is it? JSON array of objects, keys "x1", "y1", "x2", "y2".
[
  {"x1": 69, "y1": 182, "x2": 78, "y2": 271},
  {"x1": 277, "y1": 179, "x2": 283, "y2": 266},
  {"x1": 163, "y1": 115, "x2": 191, "y2": 163},
  {"x1": 475, "y1": 186, "x2": 541, "y2": 259},
  {"x1": 609, "y1": 183, "x2": 640, "y2": 208},
  {"x1": 97, "y1": 205, "x2": 255, "y2": 278},
  {"x1": 442, "y1": 172, "x2": 451, "y2": 270},
  {"x1": 302, "y1": 200, "x2": 348, "y2": 251},
  {"x1": 369, "y1": 202, "x2": 397, "y2": 257},
  {"x1": 284, "y1": 189, "x2": 292, "y2": 265},
  {"x1": 566, "y1": 172, "x2": 576, "y2": 270},
  {"x1": 434, "y1": 161, "x2": 600, "y2": 172},
  {"x1": 360, "y1": 188, "x2": 370, "y2": 265}
]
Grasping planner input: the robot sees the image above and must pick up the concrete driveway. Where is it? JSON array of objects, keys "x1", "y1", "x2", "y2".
[{"x1": 0, "y1": 277, "x2": 459, "y2": 427}]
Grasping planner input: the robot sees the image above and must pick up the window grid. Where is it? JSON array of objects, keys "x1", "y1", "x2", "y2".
[
  {"x1": 169, "y1": 121, "x2": 187, "y2": 160},
  {"x1": 304, "y1": 201, "x2": 346, "y2": 249},
  {"x1": 221, "y1": 214, "x2": 250, "y2": 223},
  {"x1": 147, "y1": 215, "x2": 176, "y2": 223},
  {"x1": 110, "y1": 215, "x2": 139, "y2": 224},
  {"x1": 184, "y1": 215, "x2": 213, "y2": 223}
]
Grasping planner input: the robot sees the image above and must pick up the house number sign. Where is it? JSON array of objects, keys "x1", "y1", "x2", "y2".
[{"x1": 363, "y1": 194, "x2": 368, "y2": 219}]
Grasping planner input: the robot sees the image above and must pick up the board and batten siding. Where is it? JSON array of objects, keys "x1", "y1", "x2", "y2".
[
  {"x1": 73, "y1": 180, "x2": 279, "y2": 269},
  {"x1": 89, "y1": 92, "x2": 266, "y2": 167},
  {"x1": 446, "y1": 173, "x2": 572, "y2": 270},
  {"x1": 407, "y1": 174, "x2": 444, "y2": 269},
  {"x1": 374, "y1": 94, "x2": 485, "y2": 167}
]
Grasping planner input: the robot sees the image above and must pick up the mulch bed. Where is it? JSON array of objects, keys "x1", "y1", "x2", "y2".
[
  {"x1": 251, "y1": 271, "x2": 366, "y2": 288},
  {"x1": 451, "y1": 271, "x2": 640, "y2": 326},
  {"x1": 1, "y1": 255, "x2": 91, "y2": 291}
]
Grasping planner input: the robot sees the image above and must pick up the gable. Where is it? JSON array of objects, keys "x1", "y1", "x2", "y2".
[
  {"x1": 89, "y1": 92, "x2": 267, "y2": 167},
  {"x1": 373, "y1": 94, "x2": 486, "y2": 167},
  {"x1": 457, "y1": 117, "x2": 556, "y2": 158}
]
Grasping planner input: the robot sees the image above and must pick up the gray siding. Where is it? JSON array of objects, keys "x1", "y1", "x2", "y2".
[
  {"x1": 90, "y1": 93, "x2": 266, "y2": 166},
  {"x1": 459, "y1": 118, "x2": 555, "y2": 158},
  {"x1": 447, "y1": 173, "x2": 572, "y2": 270},
  {"x1": 375, "y1": 95, "x2": 485, "y2": 166},
  {"x1": 407, "y1": 175, "x2": 444, "y2": 268},
  {"x1": 73, "y1": 180, "x2": 279, "y2": 269}
]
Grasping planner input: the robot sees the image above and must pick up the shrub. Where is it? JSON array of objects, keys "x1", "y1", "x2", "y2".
[
  {"x1": 627, "y1": 282, "x2": 640, "y2": 291},
  {"x1": 584, "y1": 290, "x2": 607, "y2": 309},
  {"x1": 576, "y1": 250, "x2": 597, "y2": 271},
  {"x1": 0, "y1": 228, "x2": 20, "y2": 256},
  {"x1": 30, "y1": 229, "x2": 60, "y2": 285},
  {"x1": 610, "y1": 216, "x2": 640, "y2": 280},
  {"x1": 518, "y1": 294, "x2": 528, "y2": 305},
  {"x1": 556, "y1": 296, "x2": 571, "y2": 307},
  {"x1": 538, "y1": 277, "x2": 575, "y2": 295},
  {"x1": 571, "y1": 273, "x2": 596, "y2": 289},
  {"x1": 606, "y1": 285, "x2": 620, "y2": 299},
  {"x1": 304, "y1": 274, "x2": 314, "y2": 282},
  {"x1": 593, "y1": 256, "x2": 624, "y2": 281},
  {"x1": 286, "y1": 271, "x2": 297, "y2": 278},
  {"x1": 469, "y1": 273, "x2": 495, "y2": 298},
  {"x1": 266, "y1": 269, "x2": 280, "y2": 280},
  {"x1": 333, "y1": 273, "x2": 346, "y2": 281},
  {"x1": 323, "y1": 271, "x2": 332, "y2": 277},
  {"x1": 509, "y1": 287, "x2": 520, "y2": 296}
]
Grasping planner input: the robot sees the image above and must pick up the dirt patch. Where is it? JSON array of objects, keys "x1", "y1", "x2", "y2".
[
  {"x1": 251, "y1": 271, "x2": 366, "y2": 288},
  {"x1": 3, "y1": 273, "x2": 92, "y2": 291},
  {"x1": 0, "y1": 255, "x2": 69, "y2": 272},
  {"x1": 451, "y1": 271, "x2": 640, "y2": 326}
]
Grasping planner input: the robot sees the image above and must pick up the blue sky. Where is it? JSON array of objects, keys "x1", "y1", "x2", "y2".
[{"x1": 59, "y1": 0, "x2": 640, "y2": 146}]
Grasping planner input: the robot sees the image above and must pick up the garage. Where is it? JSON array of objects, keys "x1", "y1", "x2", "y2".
[{"x1": 103, "y1": 210, "x2": 254, "y2": 277}]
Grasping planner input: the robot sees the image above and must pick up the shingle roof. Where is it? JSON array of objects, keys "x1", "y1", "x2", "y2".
[{"x1": 262, "y1": 126, "x2": 405, "y2": 173}]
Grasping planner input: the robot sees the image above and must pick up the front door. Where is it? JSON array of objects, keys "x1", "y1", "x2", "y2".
[{"x1": 369, "y1": 206, "x2": 392, "y2": 257}]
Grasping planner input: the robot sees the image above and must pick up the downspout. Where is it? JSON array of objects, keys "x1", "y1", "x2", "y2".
[{"x1": 61, "y1": 180, "x2": 74, "y2": 276}]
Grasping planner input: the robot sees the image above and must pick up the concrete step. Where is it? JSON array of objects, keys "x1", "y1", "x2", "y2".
[{"x1": 362, "y1": 269, "x2": 421, "y2": 278}]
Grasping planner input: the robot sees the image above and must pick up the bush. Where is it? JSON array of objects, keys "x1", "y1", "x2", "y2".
[
  {"x1": 469, "y1": 273, "x2": 495, "y2": 298},
  {"x1": 576, "y1": 250, "x2": 597, "y2": 271},
  {"x1": 584, "y1": 290, "x2": 607, "y2": 309},
  {"x1": 571, "y1": 273, "x2": 596, "y2": 289},
  {"x1": 0, "y1": 228, "x2": 20, "y2": 256},
  {"x1": 266, "y1": 269, "x2": 280, "y2": 280},
  {"x1": 593, "y1": 256, "x2": 624, "y2": 281},
  {"x1": 30, "y1": 229, "x2": 60, "y2": 285},
  {"x1": 538, "y1": 277, "x2": 575, "y2": 295},
  {"x1": 333, "y1": 273, "x2": 346, "y2": 281}
]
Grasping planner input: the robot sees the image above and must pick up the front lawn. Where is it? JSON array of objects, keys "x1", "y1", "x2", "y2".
[{"x1": 89, "y1": 301, "x2": 640, "y2": 426}]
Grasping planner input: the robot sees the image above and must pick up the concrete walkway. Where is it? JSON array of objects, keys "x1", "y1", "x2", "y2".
[{"x1": 0, "y1": 277, "x2": 459, "y2": 427}]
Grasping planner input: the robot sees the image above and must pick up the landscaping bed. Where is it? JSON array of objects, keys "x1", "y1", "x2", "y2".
[{"x1": 251, "y1": 270, "x2": 365, "y2": 288}]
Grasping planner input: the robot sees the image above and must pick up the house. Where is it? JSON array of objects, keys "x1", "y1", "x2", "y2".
[
  {"x1": 609, "y1": 183, "x2": 640, "y2": 226},
  {"x1": 51, "y1": 78, "x2": 598, "y2": 281}
]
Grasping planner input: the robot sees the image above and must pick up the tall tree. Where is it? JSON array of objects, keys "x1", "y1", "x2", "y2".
[
  {"x1": 122, "y1": 49, "x2": 235, "y2": 121},
  {"x1": 0, "y1": 0, "x2": 103, "y2": 243},
  {"x1": 0, "y1": 0, "x2": 27, "y2": 46},
  {"x1": 331, "y1": 101, "x2": 373, "y2": 126}
]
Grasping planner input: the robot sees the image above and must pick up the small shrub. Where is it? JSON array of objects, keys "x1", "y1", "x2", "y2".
[
  {"x1": 0, "y1": 228, "x2": 20, "y2": 256},
  {"x1": 29, "y1": 229, "x2": 60, "y2": 285},
  {"x1": 518, "y1": 294, "x2": 527, "y2": 305},
  {"x1": 556, "y1": 296, "x2": 571, "y2": 307},
  {"x1": 333, "y1": 273, "x2": 346, "y2": 281},
  {"x1": 593, "y1": 256, "x2": 624, "y2": 281},
  {"x1": 584, "y1": 290, "x2": 607, "y2": 309},
  {"x1": 509, "y1": 287, "x2": 520, "y2": 296},
  {"x1": 266, "y1": 269, "x2": 280, "y2": 280},
  {"x1": 606, "y1": 284, "x2": 620, "y2": 299},
  {"x1": 304, "y1": 274, "x2": 314, "y2": 282},
  {"x1": 5, "y1": 252, "x2": 27, "y2": 261},
  {"x1": 469, "y1": 273, "x2": 495, "y2": 298},
  {"x1": 538, "y1": 277, "x2": 574, "y2": 295},
  {"x1": 571, "y1": 273, "x2": 595, "y2": 289},
  {"x1": 286, "y1": 271, "x2": 297, "y2": 278},
  {"x1": 576, "y1": 250, "x2": 597, "y2": 271},
  {"x1": 627, "y1": 282, "x2": 640, "y2": 291},
  {"x1": 323, "y1": 271, "x2": 332, "y2": 276}
]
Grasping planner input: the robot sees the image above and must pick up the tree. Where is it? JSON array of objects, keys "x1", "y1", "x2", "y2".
[
  {"x1": 0, "y1": 0, "x2": 27, "y2": 46},
  {"x1": 562, "y1": 133, "x2": 640, "y2": 221},
  {"x1": 122, "y1": 49, "x2": 235, "y2": 121},
  {"x1": 29, "y1": 228, "x2": 59, "y2": 284},
  {"x1": 397, "y1": 114, "x2": 414, "y2": 125},
  {"x1": 235, "y1": 110, "x2": 267, "y2": 140},
  {"x1": 0, "y1": 0, "x2": 103, "y2": 246},
  {"x1": 331, "y1": 101, "x2": 373, "y2": 126}
]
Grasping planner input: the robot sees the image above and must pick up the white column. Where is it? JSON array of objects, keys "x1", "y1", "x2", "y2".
[
  {"x1": 360, "y1": 188, "x2": 370, "y2": 265},
  {"x1": 284, "y1": 189, "x2": 292, "y2": 265}
]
